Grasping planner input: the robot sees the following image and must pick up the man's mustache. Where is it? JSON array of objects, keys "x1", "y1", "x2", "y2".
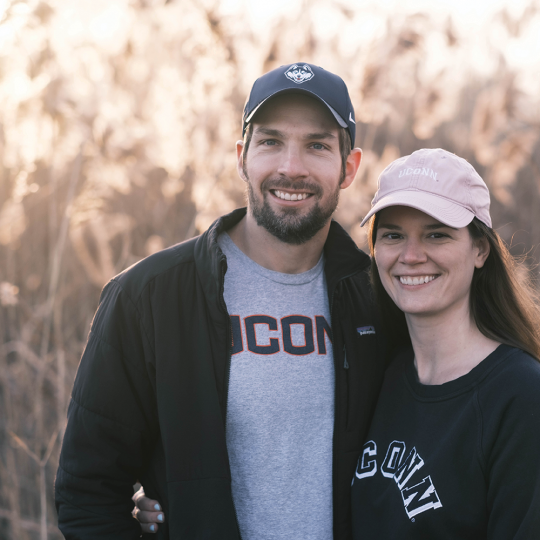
[{"x1": 260, "y1": 177, "x2": 323, "y2": 197}]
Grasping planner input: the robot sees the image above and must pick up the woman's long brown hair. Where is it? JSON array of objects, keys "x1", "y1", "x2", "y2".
[{"x1": 367, "y1": 214, "x2": 540, "y2": 360}]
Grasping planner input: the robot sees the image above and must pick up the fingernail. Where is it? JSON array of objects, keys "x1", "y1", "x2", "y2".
[
  {"x1": 158, "y1": 513, "x2": 163, "y2": 522},
  {"x1": 154, "y1": 504, "x2": 161, "y2": 511},
  {"x1": 150, "y1": 524, "x2": 155, "y2": 532}
]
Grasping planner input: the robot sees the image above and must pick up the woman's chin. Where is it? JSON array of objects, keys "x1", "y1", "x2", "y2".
[{"x1": 398, "y1": 303, "x2": 443, "y2": 319}]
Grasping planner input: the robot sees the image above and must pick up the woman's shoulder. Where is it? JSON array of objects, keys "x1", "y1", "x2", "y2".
[
  {"x1": 478, "y1": 346, "x2": 540, "y2": 435},
  {"x1": 480, "y1": 345, "x2": 540, "y2": 396},
  {"x1": 476, "y1": 347, "x2": 540, "y2": 499}
]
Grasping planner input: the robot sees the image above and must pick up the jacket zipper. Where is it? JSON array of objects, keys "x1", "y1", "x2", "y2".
[
  {"x1": 330, "y1": 286, "x2": 340, "y2": 536},
  {"x1": 329, "y1": 269, "x2": 358, "y2": 535},
  {"x1": 220, "y1": 259, "x2": 244, "y2": 540}
]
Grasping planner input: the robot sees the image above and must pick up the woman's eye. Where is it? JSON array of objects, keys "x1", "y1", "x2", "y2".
[{"x1": 381, "y1": 233, "x2": 401, "y2": 240}]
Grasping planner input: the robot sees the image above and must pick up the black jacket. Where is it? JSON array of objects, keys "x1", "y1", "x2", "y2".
[{"x1": 55, "y1": 208, "x2": 388, "y2": 539}]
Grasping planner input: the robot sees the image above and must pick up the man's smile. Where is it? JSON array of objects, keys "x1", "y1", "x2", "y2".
[{"x1": 271, "y1": 189, "x2": 313, "y2": 202}]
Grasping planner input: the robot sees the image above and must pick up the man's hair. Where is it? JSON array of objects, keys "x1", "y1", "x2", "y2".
[
  {"x1": 242, "y1": 123, "x2": 351, "y2": 181},
  {"x1": 367, "y1": 214, "x2": 540, "y2": 360}
]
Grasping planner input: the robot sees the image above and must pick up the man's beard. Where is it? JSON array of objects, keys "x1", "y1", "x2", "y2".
[{"x1": 245, "y1": 172, "x2": 342, "y2": 245}]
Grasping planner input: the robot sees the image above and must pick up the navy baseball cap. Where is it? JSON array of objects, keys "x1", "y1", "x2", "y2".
[{"x1": 242, "y1": 62, "x2": 356, "y2": 148}]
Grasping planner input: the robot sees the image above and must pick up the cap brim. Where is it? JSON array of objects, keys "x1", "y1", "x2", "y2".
[
  {"x1": 359, "y1": 190, "x2": 475, "y2": 228},
  {"x1": 245, "y1": 88, "x2": 347, "y2": 129}
]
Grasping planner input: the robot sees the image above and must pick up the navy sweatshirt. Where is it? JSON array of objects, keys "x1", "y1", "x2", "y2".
[{"x1": 351, "y1": 344, "x2": 540, "y2": 539}]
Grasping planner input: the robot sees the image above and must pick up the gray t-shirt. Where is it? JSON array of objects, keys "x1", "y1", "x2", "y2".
[{"x1": 218, "y1": 232, "x2": 335, "y2": 540}]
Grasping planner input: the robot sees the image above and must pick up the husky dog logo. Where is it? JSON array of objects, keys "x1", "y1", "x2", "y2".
[{"x1": 285, "y1": 64, "x2": 315, "y2": 84}]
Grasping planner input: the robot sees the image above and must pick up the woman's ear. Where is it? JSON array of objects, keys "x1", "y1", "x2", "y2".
[{"x1": 474, "y1": 236, "x2": 490, "y2": 269}]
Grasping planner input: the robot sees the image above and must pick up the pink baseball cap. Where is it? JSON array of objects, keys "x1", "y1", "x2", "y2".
[{"x1": 360, "y1": 148, "x2": 492, "y2": 228}]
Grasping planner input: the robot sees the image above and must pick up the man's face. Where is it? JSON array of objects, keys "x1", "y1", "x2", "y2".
[{"x1": 238, "y1": 94, "x2": 352, "y2": 245}]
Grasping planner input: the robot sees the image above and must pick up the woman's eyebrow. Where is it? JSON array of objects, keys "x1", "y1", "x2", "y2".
[
  {"x1": 377, "y1": 222, "x2": 458, "y2": 231},
  {"x1": 423, "y1": 223, "x2": 458, "y2": 231}
]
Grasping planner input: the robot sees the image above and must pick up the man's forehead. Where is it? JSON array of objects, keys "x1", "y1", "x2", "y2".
[{"x1": 250, "y1": 93, "x2": 339, "y2": 130}]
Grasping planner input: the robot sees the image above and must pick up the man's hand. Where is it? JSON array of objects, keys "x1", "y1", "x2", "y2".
[{"x1": 132, "y1": 486, "x2": 165, "y2": 534}]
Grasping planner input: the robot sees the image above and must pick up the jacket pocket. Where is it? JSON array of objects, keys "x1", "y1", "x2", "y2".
[
  {"x1": 167, "y1": 478, "x2": 241, "y2": 540},
  {"x1": 343, "y1": 326, "x2": 379, "y2": 434}
]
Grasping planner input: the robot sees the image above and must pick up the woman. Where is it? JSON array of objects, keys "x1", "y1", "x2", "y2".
[
  {"x1": 351, "y1": 148, "x2": 540, "y2": 539},
  {"x1": 133, "y1": 148, "x2": 540, "y2": 538}
]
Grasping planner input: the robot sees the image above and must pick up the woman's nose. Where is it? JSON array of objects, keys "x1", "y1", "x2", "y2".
[{"x1": 399, "y1": 238, "x2": 428, "y2": 264}]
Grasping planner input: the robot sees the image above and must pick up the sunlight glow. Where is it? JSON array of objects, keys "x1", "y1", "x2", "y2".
[{"x1": 1, "y1": 3, "x2": 540, "y2": 534}]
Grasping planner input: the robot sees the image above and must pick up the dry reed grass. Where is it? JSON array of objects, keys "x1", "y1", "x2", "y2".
[{"x1": 0, "y1": 0, "x2": 539, "y2": 537}]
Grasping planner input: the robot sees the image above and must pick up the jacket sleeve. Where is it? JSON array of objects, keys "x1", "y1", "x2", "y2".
[
  {"x1": 485, "y1": 356, "x2": 540, "y2": 540},
  {"x1": 55, "y1": 280, "x2": 158, "y2": 539}
]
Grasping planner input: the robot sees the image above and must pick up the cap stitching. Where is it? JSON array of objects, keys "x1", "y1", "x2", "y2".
[
  {"x1": 375, "y1": 188, "x2": 476, "y2": 213},
  {"x1": 465, "y1": 162, "x2": 474, "y2": 213},
  {"x1": 416, "y1": 154, "x2": 428, "y2": 189}
]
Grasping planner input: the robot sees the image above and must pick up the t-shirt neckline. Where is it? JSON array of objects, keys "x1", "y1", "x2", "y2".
[{"x1": 219, "y1": 232, "x2": 325, "y2": 286}]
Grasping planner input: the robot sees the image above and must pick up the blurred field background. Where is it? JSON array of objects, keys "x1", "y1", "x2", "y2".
[{"x1": 0, "y1": 0, "x2": 539, "y2": 537}]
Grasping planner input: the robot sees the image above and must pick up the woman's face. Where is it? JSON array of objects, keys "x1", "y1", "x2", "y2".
[{"x1": 374, "y1": 206, "x2": 489, "y2": 320}]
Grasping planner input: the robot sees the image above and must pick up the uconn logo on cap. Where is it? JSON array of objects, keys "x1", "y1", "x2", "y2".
[
  {"x1": 399, "y1": 167, "x2": 438, "y2": 180},
  {"x1": 285, "y1": 64, "x2": 314, "y2": 84}
]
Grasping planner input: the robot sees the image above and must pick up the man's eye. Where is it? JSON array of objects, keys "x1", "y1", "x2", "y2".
[
  {"x1": 263, "y1": 140, "x2": 277, "y2": 146},
  {"x1": 311, "y1": 143, "x2": 325, "y2": 150}
]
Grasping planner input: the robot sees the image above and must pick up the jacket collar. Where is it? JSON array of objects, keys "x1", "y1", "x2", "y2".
[
  {"x1": 194, "y1": 208, "x2": 247, "y2": 317},
  {"x1": 194, "y1": 207, "x2": 370, "y2": 311},
  {"x1": 323, "y1": 219, "x2": 371, "y2": 296}
]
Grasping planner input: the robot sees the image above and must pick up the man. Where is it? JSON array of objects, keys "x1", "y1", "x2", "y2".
[{"x1": 55, "y1": 63, "x2": 388, "y2": 539}]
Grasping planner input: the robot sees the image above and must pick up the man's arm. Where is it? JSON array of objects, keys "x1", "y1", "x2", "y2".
[{"x1": 55, "y1": 280, "x2": 158, "y2": 539}]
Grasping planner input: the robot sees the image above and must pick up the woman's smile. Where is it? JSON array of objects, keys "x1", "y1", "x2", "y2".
[
  {"x1": 397, "y1": 274, "x2": 439, "y2": 286},
  {"x1": 374, "y1": 205, "x2": 488, "y2": 320}
]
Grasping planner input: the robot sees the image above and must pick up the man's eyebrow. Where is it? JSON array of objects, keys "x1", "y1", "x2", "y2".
[
  {"x1": 252, "y1": 128, "x2": 337, "y2": 141},
  {"x1": 253, "y1": 127, "x2": 285, "y2": 138},
  {"x1": 304, "y1": 131, "x2": 336, "y2": 140}
]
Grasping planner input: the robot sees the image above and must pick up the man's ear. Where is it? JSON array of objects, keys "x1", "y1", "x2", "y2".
[
  {"x1": 340, "y1": 147, "x2": 362, "y2": 190},
  {"x1": 474, "y1": 236, "x2": 490, "y2": 269},
  {"x1": 236, "y1": 140, "x2": 247, "y2": 182}
]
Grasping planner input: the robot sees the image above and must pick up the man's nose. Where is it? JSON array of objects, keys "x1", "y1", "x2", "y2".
[
  {"x1": 276, "y1": 145, "x2": 309, "y2": 179},
  {"x1": 399, "y1": 238, "x2": 428, "y2": 265}
]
